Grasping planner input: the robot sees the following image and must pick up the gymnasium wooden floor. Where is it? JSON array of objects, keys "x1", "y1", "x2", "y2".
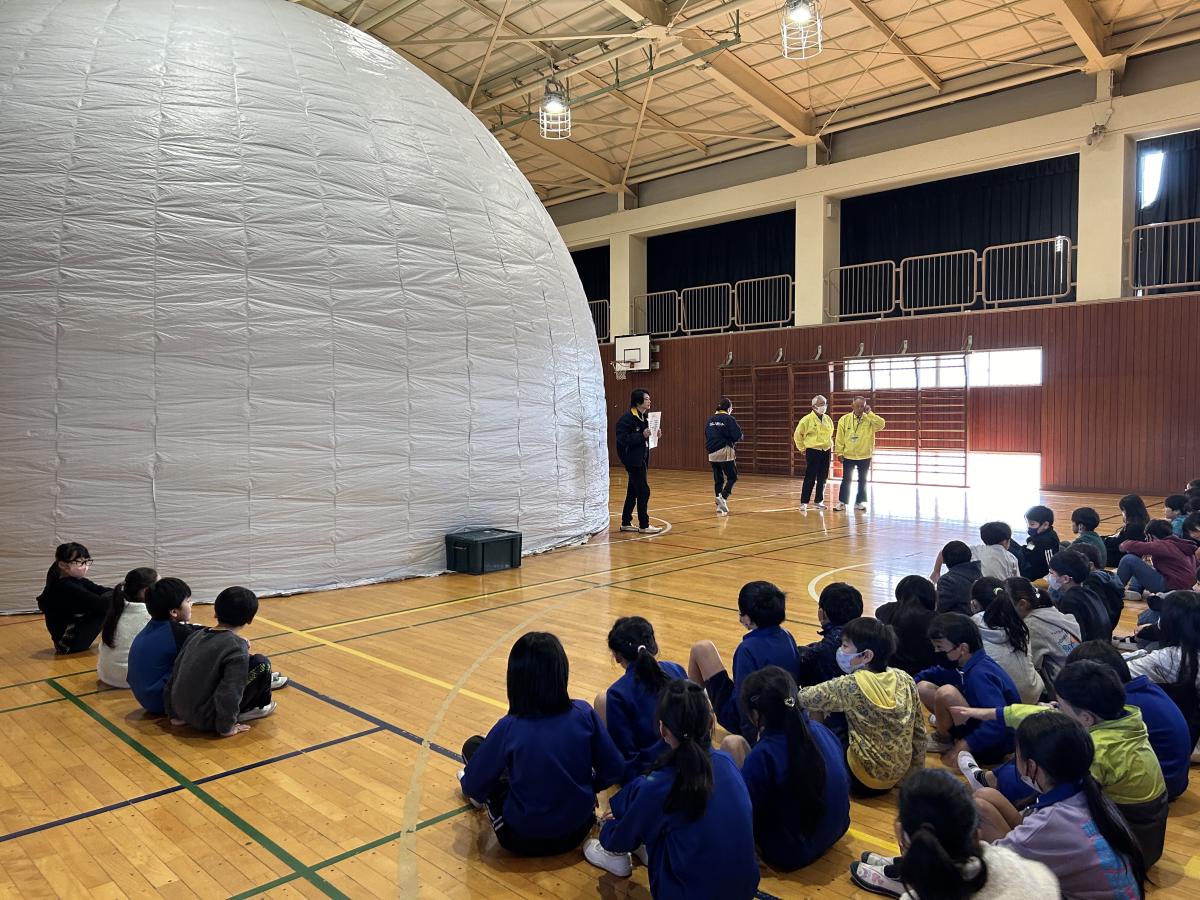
[{"x1": 2, "y1": 467, "x2": 1198, "y2": 899}]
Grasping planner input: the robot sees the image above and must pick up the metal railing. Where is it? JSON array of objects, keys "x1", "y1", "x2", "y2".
[
  {"x1": 681, "y1": 283, "x2": 734, "y2": 334},
  {"x1": 588, "y1": 298, "x2": 610, "y2": 342},
  {"x1": 1129, "y1": 217, "x2": 1200, "y2": 293},
  {"x1": 827, "y1": 236, "x2": 1076, "y2": 321},
  {"x1": 735, "y1": 274, "x2": 793, "y2": 327}
]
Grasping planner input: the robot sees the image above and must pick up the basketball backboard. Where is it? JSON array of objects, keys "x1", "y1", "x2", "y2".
[{"x1": 613, "y1": 334, "x2": 652, "y2": 371}]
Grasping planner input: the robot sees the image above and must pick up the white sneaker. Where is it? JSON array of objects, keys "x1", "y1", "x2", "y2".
[
  {"x1": 270, "y1": 672, "x2": 289, "y2": 690},
  {"x1": 850, "y1": 861, "x2": 903, "y2": 898},
  {"x1": 855, "y1": 502, "x2": 868, "y2": 511},
  {"x1": 815, "y1": 501, "x2": 826, "y2": 509},
  {"x1": 833, "y1": 502, "x2": 846, "y2": 511},
  {"x1": 583, "y1": 838, "x2": 632, "y2": 877},
  {"x1": 238, "y1": 701, "x2": 277, "y2": 722},
  {"x1": 456, "y1": 769, "x2": 485, "y2": 809},
  {"x1": 860, "y1": 851, "x2": 897, "y2": 868},
  {"x1": 634, "y1": 845, "x2": 649, "y2": 867},
  {"x1": 717, "y1": 496, "x2": 729, "y2": 515},
  {"x1": 957, "y1": 750, "x2": 988, "y2": 791},
  {"x1": 637, "y1": 525, "x2": 663, "y2": 534},
  {"x1": 619, "y1": 524, "x2": 639, "y2": 532},
  {"x1": 799, "y1": 503, "x2": 808, "y2": 511}
]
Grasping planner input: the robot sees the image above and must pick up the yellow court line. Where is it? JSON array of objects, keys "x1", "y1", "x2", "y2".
[
  {"x1": 255, "y1": 614, "x2": 506, "y2": 710},
  {"x1": 848, "y1": 827, "x2": 899, "y2": 854}
]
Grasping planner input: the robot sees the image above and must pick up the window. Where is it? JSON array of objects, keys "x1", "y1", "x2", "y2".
[
  {"x1": 843, "y1": 348, "x2": 1042, "y2": 390},
  {"x1": 1139, "y1": 150, "x2": 1164, "y2": 210}
]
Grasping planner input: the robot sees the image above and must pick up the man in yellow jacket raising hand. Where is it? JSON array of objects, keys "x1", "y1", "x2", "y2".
[{"x1": 834, "y1": 397, "x2": 886, "y2": 511}]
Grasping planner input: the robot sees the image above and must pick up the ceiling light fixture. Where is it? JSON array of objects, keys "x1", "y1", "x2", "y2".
[
  {"x1": 782, "y1": 0, "x2": 823, "y2": 60},
  {"x1": 538, "y1": 77, "x2": 570, "y2": 139}
]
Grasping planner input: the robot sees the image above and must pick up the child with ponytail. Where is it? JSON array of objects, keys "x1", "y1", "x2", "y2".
[
  {"x1": 36, "y1": 542, "x2": 109, "y2": 654},
  {"x1": 972, "y1": 711, "x2": 1144, "y2": 898},
  {"x1": 97, "y1": 567, "x2": 157, "y2": 688},
  {"x1": 722, "y1": 666, "x2": 850, "y2": 871},
  {"x1": 971, "y1": 581, "x2": 1044, "y2": 703},
  {"x1": 597, "y1": 616, "x2": 686, "y2": 782},
  {"x1": 850, "y1": 768, "x2": 1057, "y2": 899},
  {"x1": 584, "y1": 679, "x2": 760, "y2": 899}
]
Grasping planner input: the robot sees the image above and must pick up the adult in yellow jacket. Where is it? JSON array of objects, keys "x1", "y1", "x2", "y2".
[
  {"x1": 833, "y1": 397, "x2": 885, "y2": 510},
  {"x1": 792, "y1": 395, "x2": 833, "y2": 510}
]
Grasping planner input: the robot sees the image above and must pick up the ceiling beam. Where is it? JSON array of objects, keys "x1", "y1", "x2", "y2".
[
  {"x1": 603, "y1": 0, "x2": 669, "y2": 27},
  {"x1": 575, "y1": 70, "x2": 708, "y2": 155},
  {"x1": 510, "y1": 121, "x2": 627, "y2": 193},
  {"x1": 359, "y1": 0, "x2": 423, "y2": 31},
  {"x1": 842, "y1": 0, "x2": 942, "y2": 91},
  {"x1": 678, "y1": 29, "x2": 817, "y2": 144},
  {"x1": 1041, "y1": 0, "x2": 1119, "y2": 69}
]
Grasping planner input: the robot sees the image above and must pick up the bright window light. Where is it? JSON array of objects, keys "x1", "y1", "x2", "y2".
[
  {"x1": 843, "y1": 348, "x2": 1043, "y2": 391},
  {"x1": 967, "y1": 348, "x2": 1043, "y2": 386},
  {"x1": 1139, "y1": 150, "x2": 1164, "y2": 210}
]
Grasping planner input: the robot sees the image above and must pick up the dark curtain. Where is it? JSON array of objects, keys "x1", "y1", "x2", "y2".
[
  {"x1": 840, "y1": 155, "x2": 1079, "y2": 266},
  {"x1": 570, "y1": 245, "x2": 609, "y2": 301},
  {"x1": 1136, "y1": 129, "x2": 1200, "y2": 225},
  {"x1": 646, "y1": 210, "x2": 794, "y2": 293}
]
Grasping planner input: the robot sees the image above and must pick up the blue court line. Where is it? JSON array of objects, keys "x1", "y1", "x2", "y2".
[
  {"x1": 0, "y1": 725, "x2": 383, "y2": 845},
  {"x1": 289, "y1": 680, "x2": 465, "y2": 763}
]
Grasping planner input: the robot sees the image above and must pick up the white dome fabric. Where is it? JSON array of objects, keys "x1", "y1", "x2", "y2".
[{"x1": 0, "y1": 0, "x2": 609, "y2": 613}]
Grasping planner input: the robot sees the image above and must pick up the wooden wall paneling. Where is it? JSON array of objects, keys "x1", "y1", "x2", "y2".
[{"x1": 967, "y1": 386, "x2": 1042, "y2": 452}]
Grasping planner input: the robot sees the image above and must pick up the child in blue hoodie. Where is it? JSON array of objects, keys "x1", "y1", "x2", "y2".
[
  {"x1": 583, "y1": 679, "x2": 760, "y2": 899},
  {"x1": 916, "y1": 612, "x2": 1019, "y2": 763},
  {"x1": 459, "y1": 632, "x2": 624, "y2": 856},
  {"x1": 127, "y1": 578, "x2": 202, "y2": 714}
]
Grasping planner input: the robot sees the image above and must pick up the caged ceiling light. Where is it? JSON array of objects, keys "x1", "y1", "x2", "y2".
[
  {"x1": 538, "y1": 77, "x2": 571, "y2": 139},
  {"x1": 781, "y1": 0, "x2": 823, "y2": 60}
]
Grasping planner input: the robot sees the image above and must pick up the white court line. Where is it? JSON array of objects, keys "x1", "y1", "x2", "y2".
[
  {"x1": 806, "y1": 561, "x2": 875, "y2": 602},
  {"x1": 604, "y1": 514, "x2": 673, "y2": 542}
]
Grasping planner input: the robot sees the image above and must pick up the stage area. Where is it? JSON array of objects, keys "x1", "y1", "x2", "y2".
[{"x1": 1, "y1": 469, "x2": 1197, "y2": 898}]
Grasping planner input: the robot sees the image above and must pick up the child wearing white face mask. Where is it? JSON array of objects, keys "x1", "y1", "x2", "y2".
[{"x1": 797, "y1": 617, "x2": 926, "y2": 796}]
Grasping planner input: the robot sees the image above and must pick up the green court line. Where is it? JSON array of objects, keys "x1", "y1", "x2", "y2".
[
  {"x1": 47, "y1": 679, "x2": 349, "y2": 900},
  {"x1": 228, "y1": 805, "x2": 473, "y2": 899},
  {"x1": 0, "y1": 687, "x2": 102, "y2": 715}
]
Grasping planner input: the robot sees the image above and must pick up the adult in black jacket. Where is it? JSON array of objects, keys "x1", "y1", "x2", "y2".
[
  {"x1": 36, "y1": 541, "x2": 110, "y2": 654},
  {"x1": 1048, "y1": 550, "x2": 1112, "y2": 643},
  {"x1": 704, "y1": 397, "x2": 743, "y2": 516},
  {"x1": 615, "y1": 389, "x2": 662, "y2": 534}
]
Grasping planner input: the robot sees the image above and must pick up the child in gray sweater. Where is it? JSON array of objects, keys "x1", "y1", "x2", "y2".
[{"x1": 165, "y1": 586, "x2": 286, "y2": 736}]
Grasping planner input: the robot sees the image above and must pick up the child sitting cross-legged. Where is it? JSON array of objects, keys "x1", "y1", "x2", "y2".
[
  {"x1": 97, "y1": 567, "x2": 157, "y2": 689},
  {"x1": 970, "y1": 580, "x2": 1044, "y2": 704},
  {"x1": 797, "y1": 582, "x2": 862, "y2": 688},
  {"x1": 797, "y1": 617, "x2": 925, "y2": 796},
  {"x1": 165, "y1": 586, "x2": 287, "y2": 736}
]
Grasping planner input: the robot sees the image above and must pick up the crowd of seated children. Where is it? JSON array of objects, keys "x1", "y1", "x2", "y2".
[
  {"x1": 917, "y1": 613, "x2": 1020, "y2": 763},
  {"x1": 876, "y1": 575, "x2": 938, "y2": 677},
  {"x1": 797, "y1": 582, "x2": 862, "y2": 687},
  {"x1": 1018, "y1": 506, "x2": 1061, "y2": 582},
  {"x1": 952, "y1": 660, "x2": 1168, "y2": 867},
  {"x1": 969, "y1": 580, "x2": 1043, "y2": 704},
  {"x1": 1124, "y1": 590, "x2": 1200, "y2": 749},
  {"x1": 931, "y1": 541, "x2": 982, "y2": 615},
  {"x1": 1004, "y1": 577, "x2": 1079, "y2": 693},
  {"x1": 1118, "y1": 519, "x2": 1198, "y2": 597},
  {"x1": 931, "y1": 522, "x2": 1019, "y2": 586},
  {"x1": 850, "y1": 768, "x2": 1058, "y2": 899},
  {"x1": 797, "y1": 618, "x2": 925, "y2": 796},
  {"x1": 596, "y1": 616, "x2": 687, "y2": 783},
  {"x1": 97, "y1": 567, "x2": 156, "y2": 688},
  {"x1": 1106, "y1": 494, "x2": 1151, "y2": 567},
  {"x1": 688, "y1": 581, "x2": 800, "y2": 744}
]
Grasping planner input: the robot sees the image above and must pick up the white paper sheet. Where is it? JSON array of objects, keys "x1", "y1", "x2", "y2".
[{"x1": 648, "y1": 411, "x2": 662, "y2": 450}]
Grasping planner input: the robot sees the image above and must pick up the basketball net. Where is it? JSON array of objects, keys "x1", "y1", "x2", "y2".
[{"x1": 613, "y1": 360, "x2": 634, "y2": 381}]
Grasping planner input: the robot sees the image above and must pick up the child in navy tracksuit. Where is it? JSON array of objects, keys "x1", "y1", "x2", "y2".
[
  {"x1": 688, "y1": 581, "x2": 801, "y2": 744},
  {"x1": 722, "y1": 666, "x2": 850, "y2": 871},
  {"x1": 797, "y1": 582, "x2": 863, "y2": 687},
  {"x1": 459, "y1": 632, "x2": 624, "y2": 856},
  {"x1": 916, "y1": 613, "x2": 1019, "y2": 762},
  {"x1": 584, "y1": 680, "x2": 760, "y2": 899},
  {"x1": 597, "y1": 616, "x2": 687, "y2": 783},
  {"x1": 127, "y1": 578, "x2": 202, "y2": 714}
]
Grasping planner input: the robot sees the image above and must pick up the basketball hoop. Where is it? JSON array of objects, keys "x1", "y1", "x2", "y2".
[{"x1": 613, "y1": 360, "x2": 634, "y2": 381}]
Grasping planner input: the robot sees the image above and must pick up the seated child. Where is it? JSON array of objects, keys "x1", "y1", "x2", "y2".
[
  {"x1": 165, "y1": 587, "x2": 285, "y2": 736},
  {"x1": 597, "y1": 616, "x2": 686, "y2": 782},
  {"x1": 1062, "y1": 506, "x2": 1106, "y2": 559},
  {"x1": 797, "y1": 582, "x2": 862, "y2": 687},
  {"x1": 584, "y1": 680, "x2": 760, "y2": 898},
  {"x1": 932, "y1": 541, "x2": 982, "y2": 615},
  {"x1": 877, "y1": 575, "x2": 938, "y2": 677},
  {"x1": 971, "y1": 711, "x2": 1144, "y2": 899},
  {"x1": 1069, "y1": 541, "x2": 1124, "y2": 630},
  {"x1": 460, "y1": 632, "x2": 624, "y2": 856},
  {"x1": 97, "y1": 567, "x2": 157, "y2": 688},
  {"x1": 36, "y1": 542, "x2": 108, "y2": 654},
  {"x1": 953, "y1": 660, "x2": 1168, "y2": 867},
  {"x1": 931, "y1": 523, "x2": 1018, "y2": 584},
  {"x1": 1069, "y1": 641, "x2": 1190, "y2": 800},
  {"x1": 849, "y1": 768, "x2": 1057, "y2": 899},
  {"x1": 1047, "y1": 550, "x2": 1112, "y2": 643},
  {"x1": 1018, "y1": 505, "x2": 1060, "y2": 581},
  {"x1": 916, "y1": 613, "x2": 1019, "y2": 763},
  {"x1": 688, "y1": 581, "x2": 800, "y2": 744},
  {"x1": 1124, "y1": 589, "x2": 1200, "y2": 748},
  {"x1": 1165, "y1": 495, "x2": 1188, "y2": 537},
  {"x1": 128, "y1": 578, "x2": 200, "y2": 714},
  {"x1": 797, "y1": 618, "x2": 925, "y2": 795},
  {"x1": 1119, "y1": 519, "x2": 1198, "y2": 595},
  {"x1": 970, "y1": 581, "x2": 1044, "y2": 703},
  {"x1": 1005, "y1": 577, "x2": 1079, "y2": 693},
  {"x1": 1105, "y1": 494, "x2": 1150, "y2": 568},
  {"x1": 720, "y1": 667, "x2": 850, "y2": 871}
]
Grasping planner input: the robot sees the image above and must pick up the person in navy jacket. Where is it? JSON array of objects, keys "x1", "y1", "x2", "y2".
[
  {"x1": 704, "y1": 397, "x2": 743, "y2": 516},
  {"x1": 615, "y1": 388, "x2": 662, "y2": 534},
  {"x1": 459, "y1": 632, "x2": 625, "y2": 856},
  {"x1": 595, "y1": 616, "x2": 687, "y2": 783},
  {"x1": 583, "y1": 680, "x2": 760, "y2": 899}
]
